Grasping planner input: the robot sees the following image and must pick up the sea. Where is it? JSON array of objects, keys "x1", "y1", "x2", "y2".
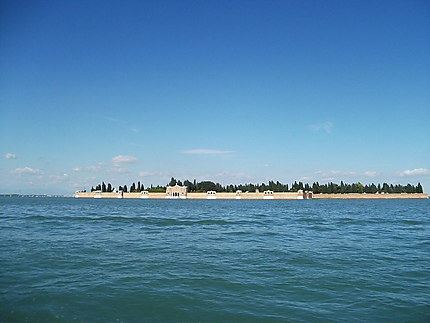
[{"x1": 0, "y1": 197, "x2": 429, "y2": 322}]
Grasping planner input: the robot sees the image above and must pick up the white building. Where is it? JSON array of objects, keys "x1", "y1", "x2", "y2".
[
  {"x1": 166, "y1": 184, "x2": 187, "y2": 199},
  {"x1": 207, "y1": 191, "x2": 217, "y2": 199}
]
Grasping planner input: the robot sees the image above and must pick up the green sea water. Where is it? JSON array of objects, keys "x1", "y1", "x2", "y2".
[{"x1": 1, "y1": 197, "x2": 429, "y2": 322}]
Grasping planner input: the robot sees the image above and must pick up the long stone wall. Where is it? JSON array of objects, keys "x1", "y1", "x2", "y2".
[
  {"x1": 312, "y1": 193, "x2": 428, "y2": 199},
  {"x1": 74, "y1": 191, "x2": 428, "y2": 199}
]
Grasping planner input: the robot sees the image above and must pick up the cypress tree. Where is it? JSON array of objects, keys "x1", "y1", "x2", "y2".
[{"x1": 417, "y1": 182, "x2": 423, "y2": 194}]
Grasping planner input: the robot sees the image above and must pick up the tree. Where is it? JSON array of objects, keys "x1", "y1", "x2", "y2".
[
  {"x1": 355, "y1": 182, "x2": 364, "y2": 194},
  {"x1": 184, "y1": 180, "x2": 194, "y2": 192},
  {"x1": 198, "y1": 181, "x2": 217, "y2": 192},
  {"x1": 417, "y1": 182, "x2": 423, "y2": 193},
  {"x1": 107, "y1": 183, "x2": 112, "y2": 192},
  {"x1": 331, "y1": 182, "x2": 338, "y2": 194},
  {"x1": 320, "y1": 184, "x2": 327, "y2": 194},
  {"x1": 344, "y1": 183, "x2": 350, "y2": 193},
  {"x1": 123, "y1": 185, "x2": 128, "y2": 193},
  {"x1": 405, "y1": 184, "x2": 416, "y2": 194},
  {"x1": 312, "y1": 182, "x2": 319, "y2": 194},
  {"x1": 339, "y1": 181, "x2": 345, "y2": 194},
  {"x1": 169, "y1": 177, "x2": 177, "y2": 187},
  {"x1": 147, "y1": 185, "x2": 165, "y2": 193},
  {"x1": 382, "y1": 183, "x2": 390, "y2": 194}
]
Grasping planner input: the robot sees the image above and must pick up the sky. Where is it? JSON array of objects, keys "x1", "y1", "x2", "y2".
[{"x1": 1, "y1": 0, "x2": 429, "y2": 195}]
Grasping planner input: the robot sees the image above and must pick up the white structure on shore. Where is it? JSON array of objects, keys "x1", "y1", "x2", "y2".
[
  {"x1": 263, "y1": 190, "x2": 274, "y2": 199},
  {"x1": 297, "y1": 190, "x2": 313, "y2": 199},
  {"x1": 236, "y1": 190, "x2": 242, "y2": 199},
  {"x1": 165, "y1": 184, "x2": 187, "y2": 199},
  {"x1": 207, "y1": 191, "x2": 217, "y2": 199},
  {"x1": 140, "y1": 191, "x2": 149, "y2": 199}
]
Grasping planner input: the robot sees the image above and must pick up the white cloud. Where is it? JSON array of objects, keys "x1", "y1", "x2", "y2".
[
  {"x1": 112, "y1": 155, "x2": 138, "y2": 165},
  {"x1": 50, "y1": 173, "x2": 69, "y2": 182},
  {"x1": 105, "y1": 116, "x2": 118, "y2": 122},
  {"x1": 73, "y1": 164, "x2": 104, "y2": 172},
  {"x1": 110, "y1": 155, "x2": 138, "y2": 174},
  {"x1": 5, "y1": 153, "x2": 17, "y2": 159},
  {"x1": 139, "y1": 171, "x2": 153, "y2": 177},
  {"x1": 213, "y1": 171, "x2": 252, "y2": 181},
  {"x1": 109, "y1": 166, "x2": 131, "y2": 174},
  {"x1": 322, "y1": 177, "x2": 336, "y2": 182},
  {"x1": 300, "y1": 176, "x2": 312, "y2": 182},
  {"x1": 315, "y1": 170, "x2": 348, "y2": 177},
  {"x1": 315, "y1": 170, "x2": 382, "y2": 182},
  {"x1": 309, "y1": 122, "x2": 333, "y2": 134},
  {"x1": 363, "y1": 171, "x2": 380, "y2": 177},
  {"x1": 399, "y1": 168, "x2": 430, "y2": 177},
  {"x1": 12, "y1": 167, "x2": 42, "y2": 175},
  {"x1": 184, "y1": 149, "x2": 232, "y2": 155}
]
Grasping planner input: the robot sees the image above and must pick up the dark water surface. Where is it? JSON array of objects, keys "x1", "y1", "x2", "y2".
[{"x1": 1, "y1": 197, "x2": 429, "y2": 322}]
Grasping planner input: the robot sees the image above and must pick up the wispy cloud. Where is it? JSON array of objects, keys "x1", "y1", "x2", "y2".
[
  {"x1": 300, "y1": 176, "x2": 313, "y2": 182},
  {"x1": 50, "y1": 173, "x2": 69, "y2": 182},
  {"x1": 213, "y1": 171, "x2": 253, "y2": 181},
  {"x1": 139, "y1": 171, "x2": 153, "y2": 177},
  {"x1": 315, "y1": 170, "x2": 384, "y2": 181},
  {"x1": 105, "y1": 116, "x2": 118, "y2": 122},
  {"x1": 315, "y1": 170, "x2": 354, "y2": 178},
  {"x1": 315, "y1": 170, "x2": 381, "y2": 182},
  {"x1": 109, "y1": 155, "x2": 138, "y2": 174},
  {"x1": 184, "y1": 149, "x2": 232, "y2": 155},
  {"x1": 73, "y1": 163, "x2": 104, "y2": 172},
  {"x1": 112, "y1": 155, "x2": 139, "y2": 165},
  {"x1": 5, "y1": 153, "x2": 17, "y2": 159},
  {"x1": 12, "y1": 167, "x2": 42, "y2": 175},
  {"x1": 109, "y1": 167, "x2": 131, "y2": 174},
  {"x1": 363, "y1": 171, "x2": 381, "y2": 177},
  {"x1": 399, "y1": 168, "x2": 430, "y2": 177},
  {"x1": 309, "y1": 122, "x2": 333, "y2": 134}
]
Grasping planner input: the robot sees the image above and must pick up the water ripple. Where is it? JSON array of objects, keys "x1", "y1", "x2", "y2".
[{"x1": 1, "y1": 197, "x2": 429, "y2": 322}]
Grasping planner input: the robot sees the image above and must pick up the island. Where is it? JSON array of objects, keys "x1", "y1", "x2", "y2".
[{"x1": 74, "y1": 178, "x2": 428, "y2": 200}]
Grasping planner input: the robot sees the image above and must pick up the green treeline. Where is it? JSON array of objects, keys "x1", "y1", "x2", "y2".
[{"x1": 90, "y1": 177, "x2": 424, "y2": 194}]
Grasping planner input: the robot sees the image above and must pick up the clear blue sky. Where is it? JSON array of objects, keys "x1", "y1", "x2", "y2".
[{"x1": 1, "y1": 0, "x2": 429, "y2": 194}]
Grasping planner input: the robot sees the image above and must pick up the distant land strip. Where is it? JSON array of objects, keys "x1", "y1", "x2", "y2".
[
  {"x1": 73, "y1": 191, "x2": 428, "y2": 200},
  {"x1": 86, "y1": 178, "x2": 425, "y2": 195}
]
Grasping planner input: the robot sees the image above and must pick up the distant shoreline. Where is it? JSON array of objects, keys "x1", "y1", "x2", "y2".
[{"x1": 73, "y1": 191, "x2": 429, "y2": 200}]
